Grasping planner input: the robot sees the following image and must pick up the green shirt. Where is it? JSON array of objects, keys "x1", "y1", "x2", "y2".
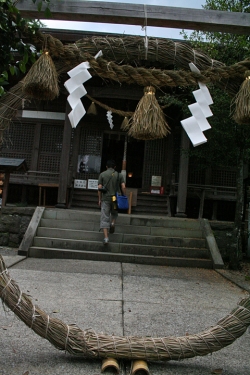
[{"x1": 98, "y1": 168, "x2": 125, "y2": 202}]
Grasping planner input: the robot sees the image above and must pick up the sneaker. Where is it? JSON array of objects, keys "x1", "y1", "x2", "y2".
[
  {"x1": 109, "y1": 223, "x2": 115, "y2": 234},
  {"x1": 103, "y1": 237, "x2": 109, "y2": 245}
]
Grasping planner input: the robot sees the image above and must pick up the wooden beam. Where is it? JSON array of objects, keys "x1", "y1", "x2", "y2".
[{"x1": 17, "y1": 1, "x2": 250, "y2": 35}]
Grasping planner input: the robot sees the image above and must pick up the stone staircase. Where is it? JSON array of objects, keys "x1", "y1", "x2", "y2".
[{"x1": 18, "y1": 207, "x2": 224, "y2": 269}]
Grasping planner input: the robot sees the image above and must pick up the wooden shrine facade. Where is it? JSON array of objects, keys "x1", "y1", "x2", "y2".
[
  {"x1": 1, "y1": 14, "x2": 247, "y2": 219},
  {"x1": 0, "y1": 84, "x2": 237, "y2": 220}
]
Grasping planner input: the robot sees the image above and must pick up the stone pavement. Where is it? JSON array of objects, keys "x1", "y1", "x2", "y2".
[{"x1": 0, "y1": 247, "x2": 249, "y2": 375}]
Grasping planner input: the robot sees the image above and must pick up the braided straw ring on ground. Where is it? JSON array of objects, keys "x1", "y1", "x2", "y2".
[{"x1": 0, "y1": 255, "x2": 250, "y2": 361}]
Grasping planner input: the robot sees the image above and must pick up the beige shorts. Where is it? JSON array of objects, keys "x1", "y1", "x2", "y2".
[{"x1": 100, "y1": 201, "x2": 118, "y2": 228}]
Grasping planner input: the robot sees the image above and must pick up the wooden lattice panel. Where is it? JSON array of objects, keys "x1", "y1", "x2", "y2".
[
  {"x1": 212, "y1": 169, "x2": 236, "y2": 187},
  {"x1": 39, "y1": 124, "x2": 64, "y2": 153},
  {"x1": 77, "y1": 128, "x2": 102, "y2": 179},
  {"x1": 2, "y1": 123, "x2": 34, "y2": 151},
  {"x1": 188, "y1": 167, "x2": 206, "y2": 185},
  {"x1": 38, "y1": 124, "x2": 64, "y2": 172},
  {"x1": 142, "y1": 138, "x2": 168, "y2": 190},
  {"x1": 1, "y1": 123, "x2": 34, "y2": 168},
  {"x1": 79, "y1": 129, "x2": 102, "y2": 155},
  {"x1": 38, "y1": 154, "x2": 61, "y2": 173}
]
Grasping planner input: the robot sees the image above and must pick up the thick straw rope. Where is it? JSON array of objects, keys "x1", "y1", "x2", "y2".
[
  {"x1": 1, "y1": 32, "x2": 250, "y2": 138},
  {"x1": 15, "y1": 29, "x2": 250, "y2": 94},
  {"x1": 0, "y1": 255, "x2": 249, "y2": 361}
]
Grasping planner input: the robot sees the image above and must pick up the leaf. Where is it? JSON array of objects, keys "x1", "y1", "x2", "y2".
[
  {"x1": 0, "y1": 87, "x2": 5, "y2": 97},
  {"x1": 23, "y1": 51, "x2": 29, "y2": 65},
  {"x1": 19, "y1": 60, "x2": 26, "y2": 74},
  {"x1": 37, "y1": 1, "x2": 43, "y2": 12},
  {"x1": 9, "y1": 65, "x2": 15, "y2": 76},
  {"x1": 1, "y1": 71, "x2": 8, "y2": 80},
  {"x1": 44, "y1": 6, "x2": 52, "y2": 18},
  {"x1": 0, "y1": 78, "x2": 9, "y2": 86}
]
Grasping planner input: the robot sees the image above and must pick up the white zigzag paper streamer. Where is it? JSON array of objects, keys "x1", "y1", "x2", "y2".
[
  {"x1": 106, "y1": 110, "x2": 114, "y2": 129},
  {"x1": 181, "y1": 63, "x2": 213, "y2": 147},
  {"x1": 64, "y1": 51, "x2": 103, "y2": 128}
]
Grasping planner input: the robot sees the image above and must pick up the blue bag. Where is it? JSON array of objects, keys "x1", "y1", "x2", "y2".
[{"x1": 116, "y1": 193, "x2": 129, "y2": 210}]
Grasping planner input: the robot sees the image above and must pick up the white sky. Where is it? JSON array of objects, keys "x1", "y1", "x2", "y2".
[{"x1": 41, "y1": 0, "x2": 206, "y2": 39}]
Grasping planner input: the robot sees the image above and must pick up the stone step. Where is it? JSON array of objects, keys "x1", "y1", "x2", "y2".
[
  {"x1": 70, "y1": 202, "x2": 104, "y2": 211},
  {"x1": 72, "y1": 190, "x2": 97, "y2": 201},
  {"x1": 32, "y1": 236, "x2": 209, "y2": 259},
  {"x1": 42, "y1": 209, "x2": 201, "y2": 230},
  {"x1": 132, "y1": 206, "x2": 168, "y2": 215},
  {"x1": 39, "y1": 219, "x2": 203, "y2": 238},
  {"x1": 28, "y1": 246, "x2": 213, "y2": 268},
  {"x1": 20, "y1": 207, "x2": 220, "y2": 269},
  {"x1": 37, "y1": 227, "x2": 207, "y2": 248}
]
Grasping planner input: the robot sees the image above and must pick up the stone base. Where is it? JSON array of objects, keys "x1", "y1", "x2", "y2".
[{"x1": 175, "y1": 213, "x2": 187, "y2": 218}]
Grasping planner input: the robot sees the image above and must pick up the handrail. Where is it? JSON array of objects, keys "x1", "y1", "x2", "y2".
[
  {"x1": 171, "y1": 183, "x2": 236, "y2": 191},
  {"x1": 25, "y1": 170, "x2": 60, "y2": 175}
]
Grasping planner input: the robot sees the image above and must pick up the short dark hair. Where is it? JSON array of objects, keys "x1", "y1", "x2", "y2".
[{"x1": 106, "y1": 159, "x2": 116, "y2": 168}]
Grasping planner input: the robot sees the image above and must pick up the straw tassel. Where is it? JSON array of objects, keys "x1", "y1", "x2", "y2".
[
  {"x1": 126, "y1": 86, "x2": 170, "y2": 140},
  {"x1": 87, "y1": 101, "x2": 98, "y2": 115},
  {"x1": 232, "y1": 70, "x2": 250, "y2": 125},
  {"x1": 121, "y1": 116, "x2": 129, "y2": 130},
  {"x1": 22, "y1": 51, "x2": 59, "y2": 100}
]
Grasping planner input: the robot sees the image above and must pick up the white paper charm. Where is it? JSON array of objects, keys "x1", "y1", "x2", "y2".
[
  {"x1": 180, "y1": 63, "x2": 214, "y2": 146},
  {"x1": 107, "y1": 110, "x2": 114, "y2": 129},
  {"x1": 64, "y1": 51, "x2": 103, "y2": 128},
  {"x1": 181, "y1": 116, "x2": 207, "y2": 147}
]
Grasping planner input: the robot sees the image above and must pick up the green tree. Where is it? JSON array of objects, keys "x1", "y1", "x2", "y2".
[
  {"x1": 181, "y1": 0, "x2": 250, "y2": 269},
  {"x1": 0, "y1": 0, "x2": 51, "y2": 97}
]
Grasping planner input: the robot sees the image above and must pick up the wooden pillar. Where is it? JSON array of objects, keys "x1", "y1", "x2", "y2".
[
  {"x1": 175, "y1": 128, "x2": 190, "y2": 217},
  {"x1": 30, "y1": 122, "x2": 41, "y2": 171},
  {"x1": 71, "y1": 123, "x2": 81, "y2": 180},
  {"x1": 1, "y1": 172, "x2": 10, "y2": 207},
  {"x1": 56, "y1": 104, "x2": 72, "y2": 208},
  {"x1": 165, "y1": 131, "x2": 174, "y2": 187}
]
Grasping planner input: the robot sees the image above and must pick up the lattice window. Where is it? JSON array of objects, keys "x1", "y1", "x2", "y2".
[
  {"x1": 2, "y1": 123, "x2": 34, "y2": 151},
  {"x1": 38, "y1": 154, "x2": 61, "y2": 172},
  {"x1": 142, "y1": 138, "x2": 168, "y2": 189},
  {"x1": 79, "y1": 129, "x2": 102, "y2": 155},
  {"x1": 40, "y1": 125, "x2": 64, "y2": 153},
  {"x1": 1, "y1": 123, "x2": 34, "y2": 168},
  {"x1": 212, "y1": 169, "x2": 236, "y2": 187},
  {"x1": 188, "y1": 167, "x2": 206, "y2": 185},
  {"x1": 37, "y1": 124, "x2": 64, "y2": 172},
  {"x1": 77, "y1": 128, "x2": 102, "y2": 179}
]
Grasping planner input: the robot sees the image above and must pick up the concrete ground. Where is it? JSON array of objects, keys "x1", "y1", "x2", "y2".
[{"x1": 0, "y1": 247, "x2": 249, "y2": 375}]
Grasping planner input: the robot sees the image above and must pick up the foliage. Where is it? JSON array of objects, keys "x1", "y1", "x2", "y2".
[
  {"x1": 31, "y1": 0, "x2": 52, "y2": 18},
  {"x1": 179, "y1": 0, "x2": 250, "y2": 269},
  {"x1": 0, "y1": 0, "x2": 52, "y2": 97},
  {"x1": 180, "y1": 0, "x2": 250, "y2": 65},
  {"x1": 179, "y1": 0, "x2": 250, "y2": 171}
]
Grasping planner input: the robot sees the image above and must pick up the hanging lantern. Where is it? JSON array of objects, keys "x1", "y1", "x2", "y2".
[
  {"x1": 232, "y1": 70, "x2": 250, "y2": 125},
  {"x1": 126, "y1": 86, "x2": 170, "y2": 140},
  {"x1": 22, "y1": 51, "x2": 59, "y2": 100}
]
